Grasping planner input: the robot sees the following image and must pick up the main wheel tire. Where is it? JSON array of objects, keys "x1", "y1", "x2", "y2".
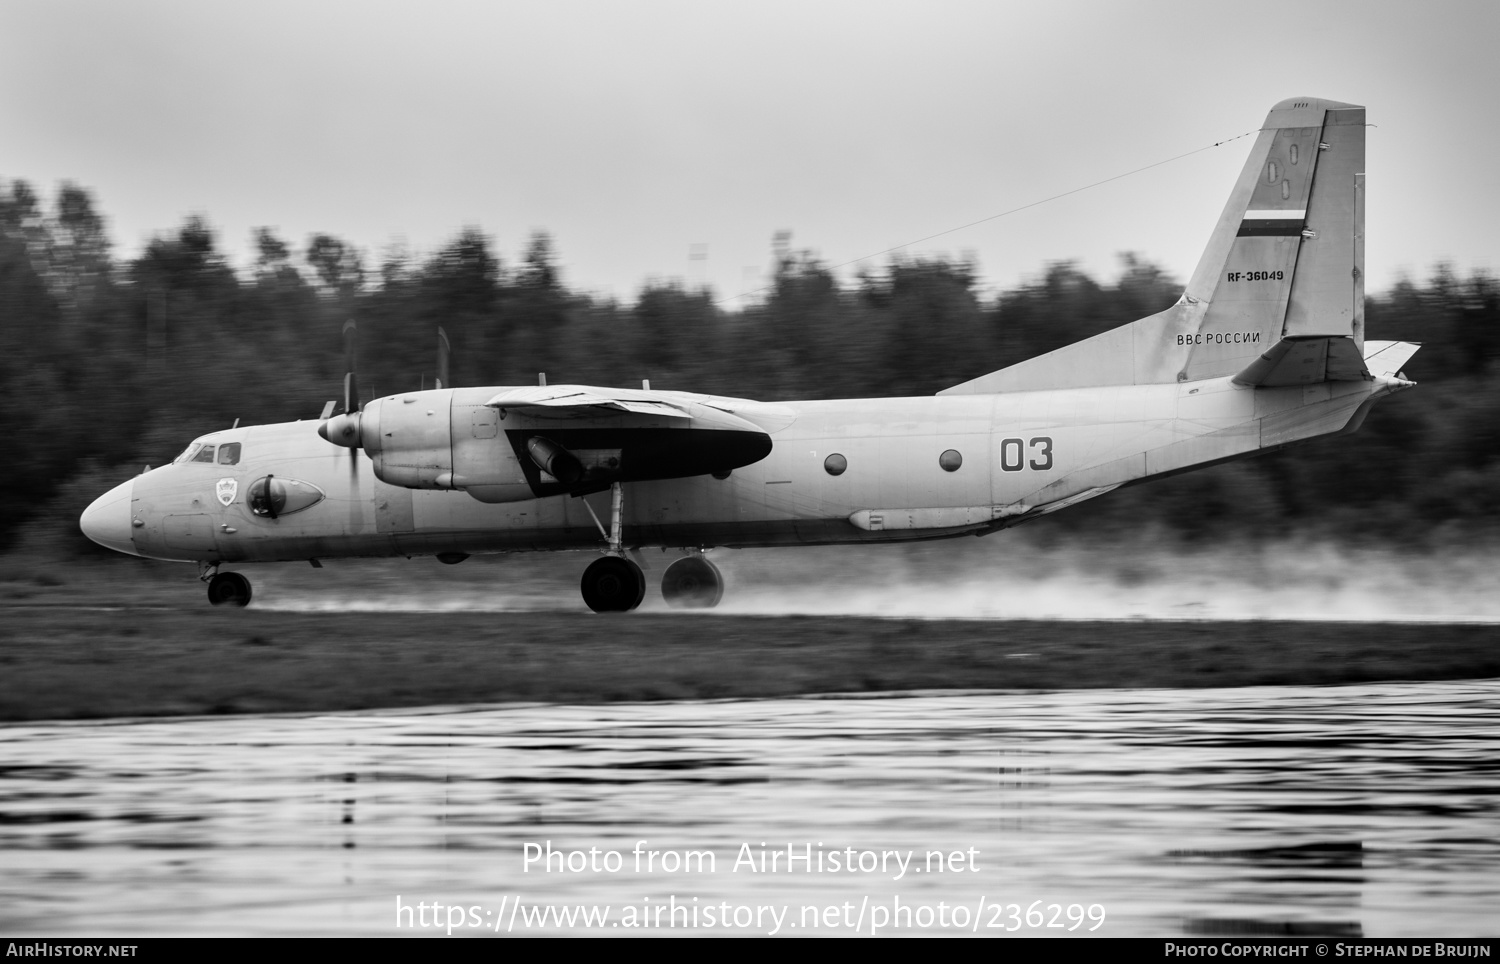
[
  {"x1": 207, "y1": 571, "x2": 252, "y2": 608},
  {"x1": 661, "y1": 556, "x2": 723, "y2": 609},
  {"x1": 580, "y1": 556, "x2": 646, "y2": 613}
]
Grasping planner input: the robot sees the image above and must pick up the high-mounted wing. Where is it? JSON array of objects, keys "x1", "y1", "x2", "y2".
[
  {"x1": 485, "y1": 385, "x2": 692, "y2": 419},
  {"x1": 480, "y1": 385, "x2": 774, "y2": 497}
]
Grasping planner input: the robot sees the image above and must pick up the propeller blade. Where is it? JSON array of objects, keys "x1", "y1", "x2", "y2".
[
  {"x1": 437, "y1": 327, "x2": 451, "y2": 391},
  {"x1": 342, "y1": 318, "x2": 360, "y2": 414},
  {"x1": 319, "y1": 320, "x2": 365, "y2": 490}
]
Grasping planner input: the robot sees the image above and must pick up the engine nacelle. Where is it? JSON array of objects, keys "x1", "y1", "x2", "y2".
[
  {"x1": 359, "y1": 389, "x2": 536, "y2": 503},
  {"x1": 339, "y1": 386, "x2": 772, "y2": 505},
  {"x1": 360, "y1": 393, "x2": 453, "y2": 489}
]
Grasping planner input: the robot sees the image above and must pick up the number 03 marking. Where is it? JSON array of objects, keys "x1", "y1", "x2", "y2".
[{"x1": 1000, "y1": 436, "x2": 1053, "y2": 472}]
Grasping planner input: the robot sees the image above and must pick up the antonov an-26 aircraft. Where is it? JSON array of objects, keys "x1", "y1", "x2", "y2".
[{"x1": 82, "y1": 97, "x2": 1417, "y2": 611}]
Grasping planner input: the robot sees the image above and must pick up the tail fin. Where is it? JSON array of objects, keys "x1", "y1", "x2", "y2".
[{"x1": 942, "y1": 97, "x2": 1366, "y2": 395}]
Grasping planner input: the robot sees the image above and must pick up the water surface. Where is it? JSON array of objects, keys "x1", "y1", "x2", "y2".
[{"x1": 1, "y1": 681, "x2": 1496, "y2": 936}]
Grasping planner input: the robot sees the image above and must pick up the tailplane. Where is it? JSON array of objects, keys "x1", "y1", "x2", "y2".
[
  {"x1": 1230, "y1": 336, "x2": 1367, "y2": 387},
  {"x1": 943, "y1": 97, "x2": 1367, "y2": 395}
]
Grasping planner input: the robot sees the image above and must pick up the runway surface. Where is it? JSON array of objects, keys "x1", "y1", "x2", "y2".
[{"x1": 2, "y1": 679, "x2": 1497, "y2": 936}]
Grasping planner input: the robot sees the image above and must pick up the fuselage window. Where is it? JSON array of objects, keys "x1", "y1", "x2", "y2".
[
  {"x1": 217, "y1": 443, "x2": 241, "y2": 465},
  {"x1": 939, "y1": 449, "x2": 963, "y2": 472},
  {"x1": 191, "y1": 445, "x2": 217, "y2": 463},
  {"x1": 824, "y1": 453, "x2": 847, "y2": 476}
]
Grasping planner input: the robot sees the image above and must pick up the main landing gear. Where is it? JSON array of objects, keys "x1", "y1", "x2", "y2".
[
  {"x1": 580, "y1": 556, "x2": 647, "y2": 613},
  {"x1": 661, "y1": 555, "x2": 723, "y2": 609},
  {"x1": 578, "y1": 483, "x2": 643, "y2": 613},
  {"x1": 577, "y1": 483, "x2": 723, "y2": 613},
  {"x1": 202, "y1": 563, "x2": 252, "y2": 608},
  {"x1": 578, "y1": 553, "x2": 724, "y2": 612}
]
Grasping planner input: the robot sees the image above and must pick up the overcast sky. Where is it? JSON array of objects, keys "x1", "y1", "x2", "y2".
[{"x1": 4, "y1": 0, "x2": 1497, "y2": 305}]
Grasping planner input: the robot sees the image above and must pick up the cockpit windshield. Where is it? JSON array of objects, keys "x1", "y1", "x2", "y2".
[{"x1": 175, "y1": 441, "x2": 242, "y2": 465}]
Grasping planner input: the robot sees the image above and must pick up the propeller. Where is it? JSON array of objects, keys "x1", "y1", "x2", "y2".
[
  {"x1": 437, "y1": 327, "x2": 451, "y2": 390},
  {"x1": 318, "y1": 320, "x2": 364, "y2": 482}
]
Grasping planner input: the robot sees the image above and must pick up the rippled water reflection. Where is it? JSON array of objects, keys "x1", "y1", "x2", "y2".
[{"x1": 2, "y1": 681, "x2": 1497, "y2": 936}]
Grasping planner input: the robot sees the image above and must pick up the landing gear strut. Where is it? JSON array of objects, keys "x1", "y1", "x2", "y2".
[
  {"x1": 661, "y1": 555, "x2": 723, "y2": 609},
  {"x1": 579, "y1": 482, "x2": 646, "y2": 613},
  {"x1": 207, "y1": 571, "x2": 252, "y2": 607}
]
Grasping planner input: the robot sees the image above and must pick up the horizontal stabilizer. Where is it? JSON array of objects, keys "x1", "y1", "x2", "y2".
[
  {"x1": 1362, "y1": 340, "x2": 1421, "y2": 378},
  {"x1": 1231, "y1": 336, "x2": 1368, "y2": 387}
]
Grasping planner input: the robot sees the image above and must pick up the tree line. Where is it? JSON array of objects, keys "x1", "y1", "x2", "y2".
[{"x1": 3, "y1": 179, "x2": 1496, "y2": 555}]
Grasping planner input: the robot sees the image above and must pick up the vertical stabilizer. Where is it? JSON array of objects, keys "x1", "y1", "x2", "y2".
[
  {"x1": 942, "y1": 97, "x2": 1366, "y2": 396},
  {"x1": 1181, "y1": 98, "x2": 1366, "y2": 379}
]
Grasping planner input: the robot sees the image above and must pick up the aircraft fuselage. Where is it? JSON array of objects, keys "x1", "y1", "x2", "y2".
[{"x1": 84, "y1": 371, "x2": 1404, "y2": 567}]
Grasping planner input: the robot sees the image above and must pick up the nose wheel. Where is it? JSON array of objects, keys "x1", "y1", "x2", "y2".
[
  {"x1": 661, "y1": 556, "x2": 723, "y2": 609},
  {"x1": 581, "y1": 556, "x2": 646, "y2": 612},
  {"x1": 207, "y1": 571, "x2": 252, "y2": 607}
]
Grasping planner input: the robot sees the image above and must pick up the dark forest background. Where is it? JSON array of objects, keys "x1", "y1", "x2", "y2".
[{"x1": 4, "y1": 179, "x2": 1497, "y2": 558}]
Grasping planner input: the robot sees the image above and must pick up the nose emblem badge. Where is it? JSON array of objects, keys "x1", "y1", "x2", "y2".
[{"x1": 216, "y1": 478, "x2": 238, "y2": 506}]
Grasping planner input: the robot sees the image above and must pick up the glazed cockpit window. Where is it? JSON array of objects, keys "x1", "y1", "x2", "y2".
[
  {"x1": 175, "y1": 444, "x2": 201, "y2": 463},
  {"x1": 217, "y1": 443, "x2": 241, "y2": 465},
  {"x1": 191, "y1": 444, "x2": 218, "y2": 463}
]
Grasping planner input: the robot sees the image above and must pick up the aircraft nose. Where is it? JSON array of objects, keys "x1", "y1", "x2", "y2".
[{"x1": 80, "y1": 479, "x2": 138, "y2": 556}]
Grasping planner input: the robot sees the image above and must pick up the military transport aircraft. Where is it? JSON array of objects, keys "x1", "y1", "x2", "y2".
[{"x1": 81, "y1": 97, "x2": 1418, "y2": 611}]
